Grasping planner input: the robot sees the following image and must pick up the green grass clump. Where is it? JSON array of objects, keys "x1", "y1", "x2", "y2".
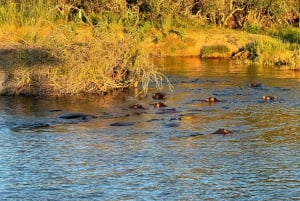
[
  {"x1": 242, "y1": 36, "x2": 300, "y2": 65},
  {"x1": 271, "y1": 27, "x2": 300, "y2": 44},
  {"x1": 200, "y1": 45, "x2": 230, "y2": 58},
  {"x1": 0, "y1": 0, "x2": 57, "y2": 25}
]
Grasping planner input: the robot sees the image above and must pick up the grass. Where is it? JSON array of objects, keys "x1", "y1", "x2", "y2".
[
  {"x1": 0, "y1": 1, "x2": 173, "y2": 96},
  {"x1": 200, "y1": 45, "x2": 230, "y2": 58},
  {"x1": 241, "y1": 36, "x2": 300, "y2": 66},
  {"x1": 0, "y1": 0, "x2": 57, "y2": 25},
  {"x1": 1, "y1": 24, "x2": 172, "y2": 96},
  {"x1": 270, "y1": 27, "x2": 300, "y2": 44}
]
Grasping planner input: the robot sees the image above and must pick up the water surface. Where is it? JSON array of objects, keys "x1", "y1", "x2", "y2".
[{"x1": 0, "y1": 58, "x2": 299, "y2": 200}]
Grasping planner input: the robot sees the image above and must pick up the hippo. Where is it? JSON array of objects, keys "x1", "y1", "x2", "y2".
[
  {"x1": 205, "y1": 97, "x2": 220, "y2": 102},
  {"x1": 152, "y1": 92, "x2": 167, "y2": 100},
  {"x1": 249, "y1": 82, "x2": 262, "y2": 87},
  {"x1": 153, "y1": 102, "x2": 167, "y2": 108},
  {"x1": 262, "y1": 95, "x2": 275, "y2": 100},
  {"x1": 211, "y1": 128, "x2": 232, "y2": 135},
  {"x1": 129, "y1": 104, "x2": 147, "y2": 110}
]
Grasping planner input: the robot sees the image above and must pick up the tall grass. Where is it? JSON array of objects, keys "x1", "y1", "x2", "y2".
[
  {"x1": 2, "y1": 25, "x2": 173, "y2": 96},
  {"x1": 0, "y1": 0, "x2": 173, "y2": 96},
  {"x1": 270, "y1": 27, "x2": 300, "y2": 44},
  {"x1": 243, "y1": 36, "x2": 300, "y2": 66},
  {"x1": 0, "y1": 0, "x2": 57, "y2": 25}
]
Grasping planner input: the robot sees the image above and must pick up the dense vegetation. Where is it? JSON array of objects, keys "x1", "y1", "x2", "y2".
[{"x1": 1, "y1": 0, "x2": 300, "y2": 96}]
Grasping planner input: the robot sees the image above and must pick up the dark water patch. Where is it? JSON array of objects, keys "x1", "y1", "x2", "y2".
[
  {"x1": 273, "y1": 87, "x2": 291, "y2": 92},
  {"x1": 248, "y1": 86, "x2": 269, "y2": 91},
  {"x1": 146, "y1": 118, "x2": 165, "y2": 122},
  {"x1": 211, "y1": 88, "x2": 245, "y2": 97},
  {"x1": 110, "y1": 122, "x2": 136, "y2": 126},
  {"x1": 178, "y1": 112, "x2": 200, "y2": 117},
  {"x1": 48, "y1": 109, "x2": 63, "y2": 112},
  {"x1": 186, "y1": 99, "x2": 204, "y2": 104},
  {"x1": 189, "y1": 133, "x2": 205, "y2": 137},
  {"x1": 59, "y1": 113, "x2": 97, "y2": 120},
  {"x1": 179, "y1": 87, "x2": 202, "y2": 94},
  {"x1": 11, "y1": 122, "x2": 51, "y2": 132},
  {"x1": 155, "y1": 108, "x2": 178, "y2": 114},
  {"x1": 205, "y1": 79, "x2": 219, "y2": 83},
  {"x1": 164, "y1": 122, "x2": 180, "y2": 128},
  {"x1": 127, "y1": 111, "x2": 147, "y2": 116},
  {"x1": 179, "y1": 78, "x2": 201, "y2": 84},
  {"x1": 169, "y1": 117, "x2": 182, "y2": 121},
  {"x1": 98, "y1": 112, "x2": 124, "y2": 119}
]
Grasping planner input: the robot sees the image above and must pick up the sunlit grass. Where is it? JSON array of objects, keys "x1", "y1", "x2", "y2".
[
  {"x1": 200, "y1": 45, "x2": 230, "y2": 58},
  {"x1": 243, "y1": 36, "x2": 300, "y2": 66},
  {"x1": 1, "y1": 0, "x2": 300, "y2": 95},
  {"x1": 0, "y1": 1, "x2": 171, "y2": 96},
  {"x1": 1, "y1": 24, "x2": 171, "y2": 96}
]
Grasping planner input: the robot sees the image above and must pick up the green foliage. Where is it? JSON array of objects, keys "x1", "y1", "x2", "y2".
[
  {"x1": 243, "y1": 22, "x2": 261, "y2": 34},
  {"x1": 243, "y1": 37, "x2": 299, "y2": 65},
  {"x1": 2, "y1": 0, "x2": 300, "y2": 30},
  {"x1": 271, "y1": 27, "x2": 300, "y2": 44},
  {"x1": 0, "y1": 0, "x2": 57, "y2": 25}
]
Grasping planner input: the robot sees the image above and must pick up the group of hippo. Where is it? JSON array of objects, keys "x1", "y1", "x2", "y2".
[
  {"x1": 12, "y1": 81, "x2": 275, "y2": 137},
  {"x1": 128, "y1": 81, "x2": 274, "y2": 136},
  {"x1": 129, "y1": 91, "x2": 232, "y2": 136}
]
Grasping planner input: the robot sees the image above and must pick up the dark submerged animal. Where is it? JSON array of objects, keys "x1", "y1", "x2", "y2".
[
  {"x1": 205, "y1": 97, "x2": 220, "y2": 102},
  {"x1": 153, "y1": 102, "x2": 167, "y2": 108},
  {"x1": 152, "y1": 92, "x2": 167, "y2": 100},
  {"x1": 129, "y1": 104, "x2": 146, "y2": 110},
  {"x1": 211, "y1": 128, "x2": 232, "y2": 135},
  {"x1": 249, "y1": 82, "x2": 262, "y2": 87},
  {"x1": 262, "y1": 95, "x2": 275, "y2": 100}
]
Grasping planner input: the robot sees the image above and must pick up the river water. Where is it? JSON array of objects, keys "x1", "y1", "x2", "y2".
[{"x1": 0, "y1": 57, "x2": 299, "y2": 200}]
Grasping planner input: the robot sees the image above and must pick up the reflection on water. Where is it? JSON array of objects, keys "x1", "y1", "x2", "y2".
[{"x1": 0, "y1": 58, "x2": 300, "y2": 200}]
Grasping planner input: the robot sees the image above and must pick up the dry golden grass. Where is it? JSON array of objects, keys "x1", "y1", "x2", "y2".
[
  {"x1": 0, "y1": 23, "x2": 172, "y2": 96},
  {"x1": 142, "y1": 28, "x2": 259, "y2": 57}
]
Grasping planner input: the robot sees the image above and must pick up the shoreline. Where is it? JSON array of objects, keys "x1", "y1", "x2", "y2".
[{"x1": 0, "y1": 25, "x2": 299, "y2": 96}]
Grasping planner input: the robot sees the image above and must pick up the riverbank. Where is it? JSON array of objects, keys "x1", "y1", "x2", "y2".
[
  {"x1": 143, "y1": 27, "x2": 299, "y2": 66},
  {"x1": 0, "y1": 23, "x2": 299, "y2": 96}
]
